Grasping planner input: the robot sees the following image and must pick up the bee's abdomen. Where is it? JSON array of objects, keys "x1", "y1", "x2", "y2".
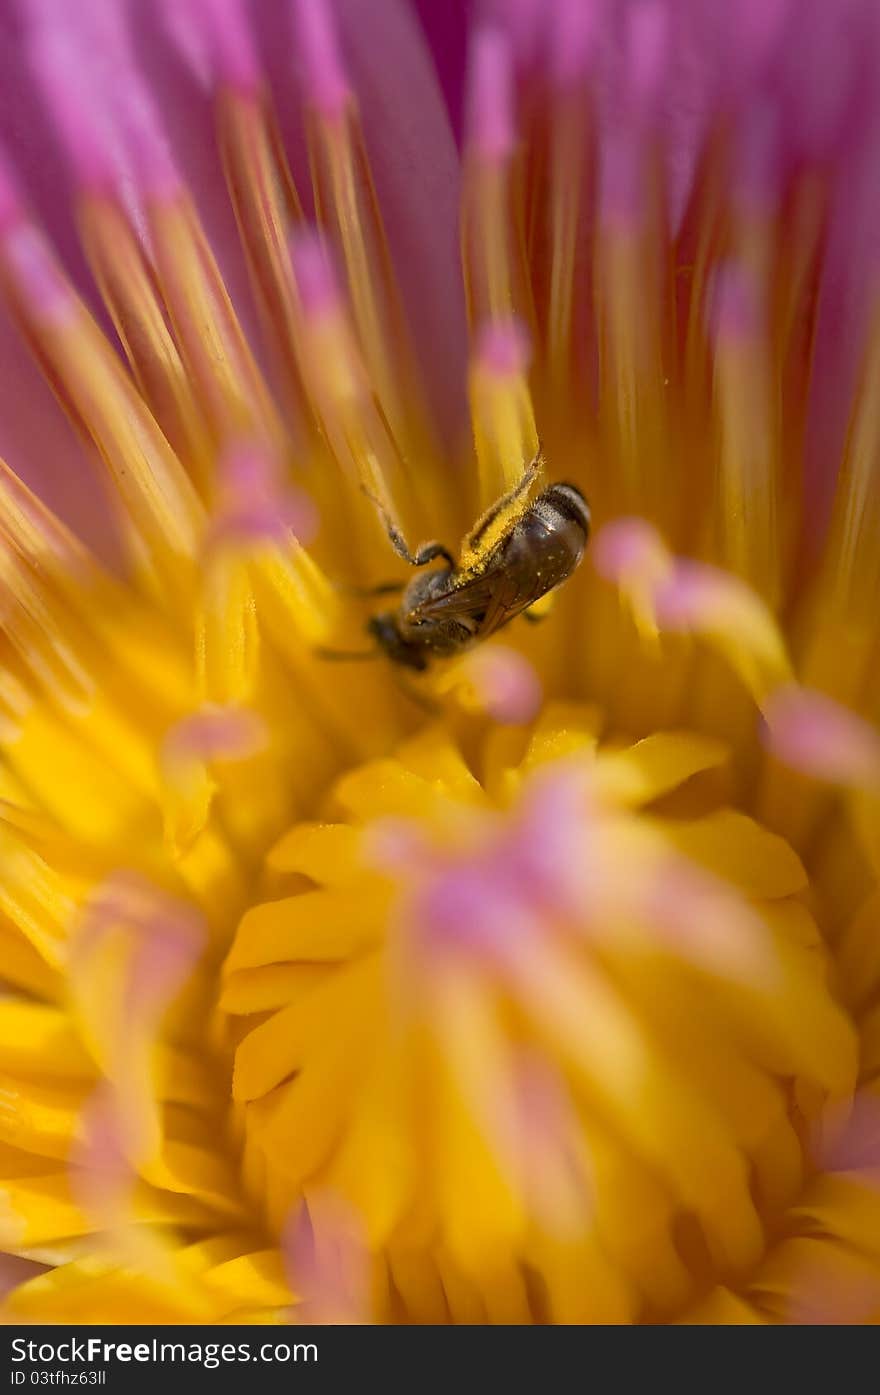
[
  {"x1": 537, "y1": 482, "x2": 591, "y2": 538},
  {"x1": 516, "y1": 482, "x2": 591, "y2": 594}
]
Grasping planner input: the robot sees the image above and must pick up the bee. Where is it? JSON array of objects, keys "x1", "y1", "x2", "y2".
[{"x1": 361, "y1": 452, "x2": 591, "y2": 671}]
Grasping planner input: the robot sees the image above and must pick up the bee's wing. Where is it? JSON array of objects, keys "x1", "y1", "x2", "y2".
[{"x1": 412, "y1": 557, "x2": 542, "y2": 639}]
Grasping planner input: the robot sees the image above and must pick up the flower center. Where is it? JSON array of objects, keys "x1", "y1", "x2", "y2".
[{"x1": 222, "y1": 703, "x2": 856, "y2": 1323}]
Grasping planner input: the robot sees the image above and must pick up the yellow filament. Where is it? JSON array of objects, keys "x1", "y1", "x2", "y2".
[
  {"x1": 253, "y1": 544, "x2": 340, "y2": 649},
  {"x1": 467, "y1": 360, "x2": 539, "y2": 514},
  {"x1": 461, "y1": 157, "x2": 533, "y2": 332},
  {"x1": 78, "y1": 195, "x2": 214, "y2": 496},
  {"x1": 216, "y1": 88, "x2": 310, "y2": 424},
  {"x1": 713, "y1": 327, "x2": 779, "y2": 604},
  {"x1": 0, "y1": 458, "x2": 99, "y2": 588},
  {"x1": 148, "y1": 197, "x2": 285, "y2": 452},
  {"x1": 823, "y1": 307, "x2": 880, "y2": 614},
  {"x1": 0, "y1": 548, "x2": 92, "y2": 713},
  {"x1": 293, "y1": 300, "x2": 413, "y2": 546},
  {"x1": 546, "y1": 95, "x2": 591, "y2": 403},
  {"x1": 0, "y1": 251, "x2": 203, "y2": 598},
  {"x1": 196, "y1": 552, "x2": 259, "y2": 706},
  {"x1": 595, "y1": 224, "x2": 671, "y2": 526},
  {"x1": 309, "y1": 108, "x2": 424, "y2": 449},
  {"x1": 797, "y1": 302, "x2": 880, "y2": 711},
  {"x1": 0, "y1": 462, "x2": 192, "y2": 720},
  {"x1": 0, "y1": 657, "x2": 35, "y2": 731},
  {"x1": 774, "y1": 176, "x2": 826, "y2": 409}
]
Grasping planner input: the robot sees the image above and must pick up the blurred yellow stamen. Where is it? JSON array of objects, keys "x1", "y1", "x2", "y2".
[
  {"x1": 467, "y1": 317, "x2": 539, "y2": 513},
  {"x1": 545, "y1": 87, "x2": 594, "y2": 406},
  {"x1": 215, "y1": 86, "x2": 308, "y2": 416},
  {"x1": 307, "y1": 103, "x2": 422, "y2": 450},
  {"x1": 800, "y1": 296, "x2": 880, "y2": 710},
  {"x1": 287, "y1": 233, "x2": 414, "y2": 553},
  {"x1": 147, "y1": 196, "x2": 286, "y2": 453},
  {"x1": 461, "y1": 31, "x2": 532, "y2": 334},
  {"x1": 0, "y1": 224, "x2": 203, "y2": 598},
  {"x1": 196, "y1": 549, "x2": 259, "y2": 708},
  {"x1": 78, "y1": 194, "x2": 214, "y2": 496},
  {"x1": 711, "y1": 268, "x2": 780, "y2": 603},
  {"x1": 595, "y1": 213, "x2": 671, "y2": 525}
]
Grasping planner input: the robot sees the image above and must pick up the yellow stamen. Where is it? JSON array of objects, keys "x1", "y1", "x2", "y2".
[
  {"x1": 78, "y1": 194, "x2": 214, "y2": 496},
  {"x1": 0, "y1": 226, "x2": 203, "y2": 598},
  {"x1": 147, "y1": 196, "x2": 285, "y2": 452},
  {"x1": 461, "y1": 111, "x2": 533, "y2": 337},
  {"x1": 712, "y1": 276, "x2": 780, "y2": 603},
  {"x1": 799, "y1": 297, "x2": 880, "y2": 710},
  {"x1": 309, "y1": 105, "x2": 426, "y2": 450},
  {"x1": 215, "y1": 86, "x2": 309, "y2": 422},
  {"x1": 467, "y1": 326, "x2": 539, "y2": 514},
  {"x1": 595, "y1": 214, "x2": 672, "y2": 526}
]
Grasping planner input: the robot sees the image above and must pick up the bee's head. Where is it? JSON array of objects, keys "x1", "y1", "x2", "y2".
[{"x1": 368, "y1": 613, "x2": 430, "y2": 671}]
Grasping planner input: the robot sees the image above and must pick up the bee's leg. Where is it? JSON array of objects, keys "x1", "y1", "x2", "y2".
[
  {"x1": 408, "y1": 539, "x2": 456, "y2": 568},
  {"x1": 332, "y1": 578, "x2": 406, "y2": 598},
  {"x1": 383, "y1": 517, "x2": 454, "y2": 570},
  {"x1": 462, "y1": 447, "x2": 544, "y2": 556},
  {"x1": 361, "y1": 487, "x2": 456, "y2": 569},
  {"x1": 313, "y1": 645, "x2": 379, "y2": 661}
]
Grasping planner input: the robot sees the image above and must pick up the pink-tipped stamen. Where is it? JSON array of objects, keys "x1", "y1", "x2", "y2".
[
  {"x1": 25, "y1": 21, "x2": 118, "y2": 193},
  {"x1": 711, "y1": 262, "x2": 762, "y2": 343},
  {"x1": 653, "y1": 561, "x2": 750, "y2": 637},
  {"x1": 2, "y1": 224, "x2": 76, "y2": 325},
  {"x1": 601, "y1": 128, "x2": 644, "y2": 227},
  {"x1": 114, "y1": 80, "x2": 182, "y2": 204},
  {"x1": 159, "y1": 0, "x2": 213, "y2": 88},
  {"x1": 487, "y1": 0, "x2": 542, "y2": 71},
  {"x1": 474, "y1": 315, "x2": 532, "y2": 377},
  {"x1": 624, "y1": 0, "x2": 668, "y2": 118},
  {"x1": 163, "y1": 705, "x2": 267, "y2": 767},
  {"x1": 293, "y1": 0, "x2": 352, "y2": 119},
  {"x1": 73, "y1": 872, "x2": 205, "y2": 975},
  {"x1": 72, "y1": 1086, "x2": 134, "y2": 1227},
  {"x1": 200, "y1": 0, "x2": 261, "y2": 92},
  {"x1": 208, "y1": 441, "x2": 319, "y2": 550},
  {"x1": 592, "y1": 517, "x2": 669, "y2": 585},
  {"x1": 361, "y1": 818, "x2": 432, "y2": 875},
  {"x1": 467, "y1": 28, "x2": 516, "y2": 165},
  {"x1": 415, "y1": 862, "x2": 539, "y2": 964},
  {"x1": 733, "y1": 101, "x2": 781, "y2": 215},
  {"x1": 549, "y1": 0, "x2": 602, "y2": 88},
  {"x1": 456, "y1": 645, "x2": 543, "y2": 725},
  {"x1": 762, "y1": 684, "x2": 880, "y2": 788},
  {"x1": 283, "y1": 1193, "x2": 367, "y2": 1324},
  {"x1": 290, "y1": 230, "x2": 344, "y2": 321}
]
